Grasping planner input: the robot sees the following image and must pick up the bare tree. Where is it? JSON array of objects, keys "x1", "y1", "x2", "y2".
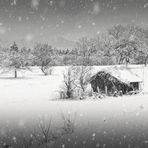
[
  {"x1": 61, "y1": 112, "x2": 76, "y2": 135},
  {"x1": 76, "y1": 37, "x2": 92, "y2": 66},
  {"x1": 108, "y1": 24, "x2": 125, "y2": 40},
  {"x1": 74, "y1": 66, "x2": 92, "y2": 93},
  {"x1": 32, "y1": 117, "x2": 57, "y2": 148},
  {"x1": 31, "y1": 114, "x2": 76, "y2": 147},
  {"x1": 33, "y1": 43, "x2": 54, "y2": 75}
]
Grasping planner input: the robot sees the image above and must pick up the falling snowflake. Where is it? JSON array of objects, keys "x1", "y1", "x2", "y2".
[
  {"x1": 82, "y1": 140, "x2": 86, "y2": 144},
  {"x1": 62, "y1": 144, "x2": 65, "y2": 148},
  {"x1": 30, "y1": 134, "x2": 33, "y2": 138},
  {"x1": 92, "y1": 133, "x2": 96, "y2": 137},
  {"x1": 144, "y1": 3, "x2": 148, "y2": 8},
  {"x1": 68, "y1": 111, "x2": 71, "y2": 115},
  {"x1": 113, "y1": 6, "x2": 117, "y2": 11},
  {"x1": 11, "y1": 0, "x2": 17, "y2": 6},
  {"x1": 92, "y1": 133, "x2": 96, "y2": 141},
  {"x1": 61, "y1": 20, "x2": 65, "y2": 24},
  {"x1": 97, "y1": 31, "x2": 100, "y2": 34},
  {"x1": 67, "y1": 138, "x2": 71, "y2": 142},
  {"x1": 79, "y1": 113, "x2": 83, "y2": 117},
  {"x1": 31, "y1": 0, "x2": 40, "y2": 10},
  {"x1": 92, "y1": 2, "x2": 100, "y2": 15},
  {"x1": 92, "y1": 22, "x2": 96, "y2": 26},
  {"x1": 123, "y1": 135, "x2": 127, "y2": 139},
  {"x1": 145, "y1": 140, "x2": 148, "y2": 144},
  {"x1": 26, "y1": 34, "x2": 34, "y2": 42},
  {"x1": 96, "y1": 143, "x2": 100, "y2": 147},
  {"x1": 12, "y1": 136, "x2": 17, "y2": 143},
  {"x1": 49, "y1": 1, "x2": 54, "y2": 7},
  {"x1": 18, "y1": 17, "x2": 22, "y2": 22},
  {"x1": 78, "y1": 25, "x2": 82, "y2": 29}
]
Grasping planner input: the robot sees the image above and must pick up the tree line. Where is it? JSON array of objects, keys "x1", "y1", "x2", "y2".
[{"x1": 0, "y1": 23, "x2": 148, "y2": 78}]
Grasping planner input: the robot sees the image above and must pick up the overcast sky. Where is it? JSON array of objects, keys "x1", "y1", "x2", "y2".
[{"x1": 0, "y1": 0, "x2": 148, "y2": 48}]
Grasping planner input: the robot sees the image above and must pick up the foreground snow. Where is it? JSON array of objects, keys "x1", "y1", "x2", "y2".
[
  {"x1": 1, "y1": 92, "x2": 148, "y2": 126},
  {"x1": 0, "y1": 93, "x2": 148, "y2": 148}
]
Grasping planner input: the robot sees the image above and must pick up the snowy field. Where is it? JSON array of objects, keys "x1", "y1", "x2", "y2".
[
  {"x1": 0, "y1": 66, "x2": 65, "y2": 103},
  {"x1": 0, "y1": 65, "x2": 148, "y2": 119},
  {"x1": 0, "y1": 65, "x2": 148, "y2": 147},
  {"x1": 0, "y1": 65, "x2": 148, "y2": 104}
]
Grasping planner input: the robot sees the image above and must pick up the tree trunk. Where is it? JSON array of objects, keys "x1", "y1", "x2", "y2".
[
  {"x1": 15, "y1": 69, "x2": 17, "y2": 78},
  {"x1": 41, "y1": 66, "x2": 48, "y2": 76},
  {"x1": 105, "y1": 85, "x2": 108, "y2": 95},
  {"x1": 145, "y1": 55, "x2": 148, "y2": 66}
]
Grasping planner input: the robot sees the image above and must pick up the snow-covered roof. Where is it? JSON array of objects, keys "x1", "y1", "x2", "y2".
[
  {"x1": 91, "y1": 65, "x2": 143, "y2": 84},
  {"x1": 103, "y1": 69, "x2": 143, "y2": 83}
]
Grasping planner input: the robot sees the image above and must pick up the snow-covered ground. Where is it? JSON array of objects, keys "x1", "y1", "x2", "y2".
[
  {"x1": 0, "y1": 65, "x2": 148, "y2": 147},
  {"x1": 0, "y1": 65, "x2": 148, "y2": 104},
  {"x1": 0, "y1": 67, "x2": 65, "y2": 103},
  {"x1": 0, "y1": 65, "x2": 147, "y2": 119}
]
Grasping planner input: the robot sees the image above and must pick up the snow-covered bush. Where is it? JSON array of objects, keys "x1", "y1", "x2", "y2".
[
  {"x1": 62, "y1": 67, "x2": 76, "y2": 99},
  {"x1": 60, "y1": 66, "x2": 93, "y2": 100}
]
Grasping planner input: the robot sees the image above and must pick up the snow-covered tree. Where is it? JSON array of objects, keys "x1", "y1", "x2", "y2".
[
  {"x1": 1, "y1": 42, "x2": 31, "y2": 78},
  {"x1": 33, "y1": 43, "x2": 54, "y2": 75},
  {"x1": 108, "y1": 24, "x2": 144, "y2": 65}
]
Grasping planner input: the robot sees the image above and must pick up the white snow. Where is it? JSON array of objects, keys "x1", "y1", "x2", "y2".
[
  {"x1": 0, "y1": 66, "x2": 65, "y2": 103},
  {"x1": 0, "y1": 65, "x2": 148, "y2": 124},
  {"x1": 0, "y1": 65, "x2": 148, "y2": 104}
]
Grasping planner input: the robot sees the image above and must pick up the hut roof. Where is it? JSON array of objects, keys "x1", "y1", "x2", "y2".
[
  {"x1": 105, "y1": 69, "x2": 142, "y2": 83},
  {"x1": 91, "y1": 68, "x2": 142, "y2": 84},
  {"x1": 90, "y1": 71, "x2": 127, "y2": 85}
]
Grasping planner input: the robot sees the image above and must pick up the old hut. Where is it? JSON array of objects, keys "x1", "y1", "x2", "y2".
[{"x1": 90, "y1": 69, "x2": 143, "y2": 95}]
